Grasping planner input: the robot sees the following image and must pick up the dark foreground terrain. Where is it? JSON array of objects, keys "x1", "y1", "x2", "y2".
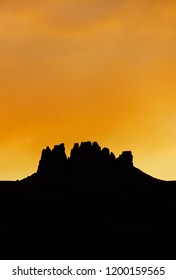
[{"x1": 0, "y1": 141, "x2": 176, "y2": 259}]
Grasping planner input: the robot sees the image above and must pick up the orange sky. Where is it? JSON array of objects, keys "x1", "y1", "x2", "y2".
[{"x1": 0, "y1": 0, "x2": 176, "y2": 180}]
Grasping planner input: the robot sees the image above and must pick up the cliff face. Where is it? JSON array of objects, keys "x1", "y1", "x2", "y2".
[{"x1": 37, "y1": 141, "x2": 133, "y2": 174}]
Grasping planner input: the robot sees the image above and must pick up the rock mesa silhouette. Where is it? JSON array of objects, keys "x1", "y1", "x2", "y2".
[{"x1": 0, "y1": 141, "x2": 176, "y2": 260}]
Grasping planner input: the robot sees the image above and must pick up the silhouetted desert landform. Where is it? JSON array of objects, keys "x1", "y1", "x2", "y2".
[{"x1": 0, "y1": 141, "x2": 176, "y2": 259}]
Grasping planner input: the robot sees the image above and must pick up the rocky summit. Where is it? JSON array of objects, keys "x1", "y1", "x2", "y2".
[{"x1": 37, "y1": 141, "x2": 133, "y2": 175}]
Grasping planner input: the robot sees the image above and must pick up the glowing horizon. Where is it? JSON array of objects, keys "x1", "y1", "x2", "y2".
[{"x1": 0, "y1": 0, "x2": 176, "y2": 180}]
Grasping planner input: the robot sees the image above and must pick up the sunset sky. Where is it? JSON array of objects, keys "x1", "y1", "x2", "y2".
[{"x1": 0, "y1": 0, "x2": 176, "y2": 180}]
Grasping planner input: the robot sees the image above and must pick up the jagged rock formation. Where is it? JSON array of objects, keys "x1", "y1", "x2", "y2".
[
  {"x1": 37, "y1": 141, "x2": 133, "y2": 175},
  {"x1": 1, "y1": 141, "x2": 176, "y2": 260},
  {"x1": 118, "y1": 151, "x2": 133, "y2": 168},
  {"x1": 37, "y1": 143, "x2": 67, "y2": 173}
]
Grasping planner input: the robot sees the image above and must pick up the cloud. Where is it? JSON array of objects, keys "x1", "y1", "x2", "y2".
[
  {"x1": 0, "y1": 0, "x2": 123, "y2": 32},
  {"x1": 1, "y1": 0, "x2": 176, "y2": 41}
]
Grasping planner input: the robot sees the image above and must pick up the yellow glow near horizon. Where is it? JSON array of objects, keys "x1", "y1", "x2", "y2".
[{"x1": 0, "y1": 0, "x2": 176, "y2": 180}]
